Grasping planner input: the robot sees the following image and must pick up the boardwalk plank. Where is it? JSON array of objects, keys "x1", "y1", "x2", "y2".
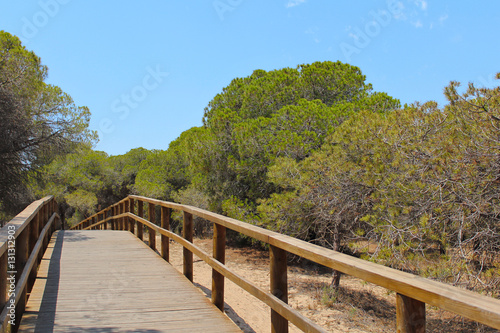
[{"x1": 19, "y1": 230, "x2": 241, "y2": 333}]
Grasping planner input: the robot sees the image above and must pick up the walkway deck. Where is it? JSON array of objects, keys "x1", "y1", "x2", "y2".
[{"x1": 19, "y1": 230, "x2": 241, "y2": 332}]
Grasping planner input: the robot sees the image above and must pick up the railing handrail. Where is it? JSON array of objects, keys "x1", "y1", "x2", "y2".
[
  {"x1": 0, "y1": 196, "x2": 60, "y2": 331},
  {"x1": 0, "y1": 196, "x2": 53, "y2": 257},
  {"x1": 72, "y1": 195, "x2": 500, "y2": 332}
]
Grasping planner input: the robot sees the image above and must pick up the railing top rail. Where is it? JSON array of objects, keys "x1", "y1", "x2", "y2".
[
  {"x1": 0, "y1": 195, "x2": 54, "y2": 257},
  {"x1": 72, "y1": 195, "x2": 500, "y2": 330}
]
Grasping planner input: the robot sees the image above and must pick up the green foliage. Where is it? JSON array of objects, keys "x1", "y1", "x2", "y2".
[
  {"x1": 203, "y1": 61, "x2": 372, "y2": 125},
  {"x1": 234, "y1": 71, "x2": 499, "y2": 293},
  {"x1": 64, "y1": 189, "x2": 98, "y2": 218},
  {"x1": 134, "y1": 151, "x2": 177, "y2": 199},
  {"x1": 16, "y1": 49, "x2": 499, "y2": 296},
  {"x1": 172, "y1": 184, "x2": 211, "y2": 236},
  {"x1": 133, "y1": 127, "x2": 197, "y2": 200},
  {"x1": 321, "y1": 285, "x2": 340, "y2": 307},
  {"x1": 262, "y1": 77, "x2": 500, "y2": 293},
  {"x1": 196, "y1": 61, "x2": 399, "y2": 213},
  {"x1": 0, "y1": 31, "x2": 95, "y2": 218},
  {"x1": 33, "y1": 146, "x2": 154, "y2": 226},
  {"x1": 32, "y1": 147, "x2": 109, "y2": 224}
]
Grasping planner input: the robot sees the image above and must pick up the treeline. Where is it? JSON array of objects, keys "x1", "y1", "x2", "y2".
[
  {"x1": 37, "y1": 62, "x2": 500, "y2": 295},
  {"x1": 0, "y1": 31, "x2": 95, "y2": 220},
  {"x1": 1, "y1": 31, "x2": 498, "y2": 295}
]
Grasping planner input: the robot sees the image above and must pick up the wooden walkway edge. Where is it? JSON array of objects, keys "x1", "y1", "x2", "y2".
[{"x1": 19, "y1": 230, "x2": 241, "y2": 332}]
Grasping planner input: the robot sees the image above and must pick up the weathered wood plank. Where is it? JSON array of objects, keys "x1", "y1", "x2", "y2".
[
  {"x1": 161, "y1": 206, "x2": 170, "y2": 262},
  {"x1": 396, "y1": 293, "x2": 426, "y2": 333},
  {"x1": 212, "y1": 223, "x2": 226, "y2": 311},
  {"x1": 270, "y1": 245, "x2": 288, "y2": 333},
  {"x1": 148, "y1": 202, "x2": 156, "y2": 251},
  {"x1": 19, "y1": 230, "x2": 241, "y2": 333},
  {"x1": 183, "y1": 212, "x2": 193, "y2": 282}
]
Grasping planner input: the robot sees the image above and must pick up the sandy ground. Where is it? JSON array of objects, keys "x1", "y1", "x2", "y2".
[{"x1": 151, "y1": 235, "x2": 497, "y2": 333}]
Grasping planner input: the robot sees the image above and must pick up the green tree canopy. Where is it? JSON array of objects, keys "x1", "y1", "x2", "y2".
[
  {"x1": 196, "y1": 61, "x2": 399, "y2": 212},
  {"x1": 256, "y1": 76, "x2": 500, "y2": 293},
  {"x1": 0, "y1": 31, "x2": 96, "y2": 216}
]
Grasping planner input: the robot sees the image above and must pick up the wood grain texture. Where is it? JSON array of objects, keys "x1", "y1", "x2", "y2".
[
  {"x1": 19, "y1": 230, "x2": 241, "y2": 333},
  {"x1": 148, "y1": 203, "x2": 156, "y2": 251},
  {"x1": 160, "y1": 206, "x2": 170, "y2": 262},
  {"x1": 270, "y1": 245, "x2": 288, "y2": 333},
  {"x1": 137, "y1": 200, "x2": 144, "y2": 241},
  {"x1": 396, "y1": 293, "x2": 426, "y2": 333},
  {"x1": 183, "y1": 212, "x2": 193, "y2": 282},
  {"x1": 212, "y1": 223, "x2": 226, "y2": 311}
]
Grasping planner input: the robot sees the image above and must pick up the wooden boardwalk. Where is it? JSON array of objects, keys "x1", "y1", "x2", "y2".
[{"x1": 19, "y1": 230, "x2": 241, "y2": 332}]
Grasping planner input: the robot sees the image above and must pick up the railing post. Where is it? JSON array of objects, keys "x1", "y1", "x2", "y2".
[
  {"x1": 15, "y1": 225, "x2": 30, "y2": 327},
  {"x1": 270, "y1": 245, "x2": 288, "y2": 333},
  {"x1": 124, "y1": 199, "x2": 130, "y2": 233},
  {"x1": 40, "y1": 204, "x2": 49, "y2": 253},
  {"x1": 212, "y1": 223, "x2": 226, "y2": 311},
  {"x1": 91, "y1": 216, "x2": 96, "y2": 230},
  {"x1": 0, "y1": 243, "x2": 7, "y2": 315},
  {"x1": 45, "y1": 202, "x2": 49, "y2": 226},
  {"x1": 115, "y1": 204, "x2": 120, "y2": 230},
  {"x1": 28, "y1": 210, "x2": 40, "y2": 293},
  {"x1": 38, "y1": 205, "x2": 46, "y2": 265},
  {"x1": 50, "y1": 199, "x2": 57, "y2": 232},
  {"x1": 39, "y1": 205, "x2": 45, "y2": 234},
  {"x1": 129, "y1": 198, "x2": 135, "y2": 234},
  {"x1": 161, "y1": 206, "x2": 170, "y2": 262},
  {"x1": 115, "y1": 206, "x2": 118, "y2": 229},
  {"x1": 137, "y1": 201, "x2": 144, "y2": 241},
  {"x1": 53, "y1": 199, "x2": 61, "y2": 230},
  {"x1": 104, "y1": 211, "x2": 108, "y2": 230},
  {"x1": 112, "y1": 206, "x2": 116, "y2": 230},
  {"x1": 183, "y1": 211, "x2": 193, "y2": 282},
  {"x1": 122, "y1": 202, "x2": 126, "y2": 230},
  {"x1": 148, "y1": 203, "x2": 156, "y2": 251},
  {"x1": 119, "y1": 202, "x2": 125, "y2": 230},
  {"x1": 110, "y1": 207, "x2": 114, "y2": 230},
  {"x1": 116, "y1": 204, "x2": 120, "y2": 230},
  {"x1": 396, "y1": 294, "x2": 426, "y2": 333},
  {"x1": 29, "y1": 211, "x2": 40, "y2": 253},
  {"x1": 107, "y1": 208, "x2": 111, "y2": 230},
  {"x1": 115, "y1": 205, "x2": 119, "y2": 230}
]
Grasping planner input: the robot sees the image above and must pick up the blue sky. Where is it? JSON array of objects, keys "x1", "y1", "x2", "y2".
[{"x1": 1, "y1": 1, "x2": 499, "y2": 155}]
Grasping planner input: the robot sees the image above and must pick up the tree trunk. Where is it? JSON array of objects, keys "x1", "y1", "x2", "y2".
[
  {"x1": 330, "y1": 228, "x2": 342, "y2": 288},
  {"x1": 331, "y1": 270, "x2": 341, "y2": 288}
]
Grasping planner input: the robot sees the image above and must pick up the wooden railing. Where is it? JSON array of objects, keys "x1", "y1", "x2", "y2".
[
  {"x1": 0, "y1": 196, "x2": 60, "y2": 332},
  {"x1": 72, "y1": 195, "x2": 500, "y2": 333}
]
